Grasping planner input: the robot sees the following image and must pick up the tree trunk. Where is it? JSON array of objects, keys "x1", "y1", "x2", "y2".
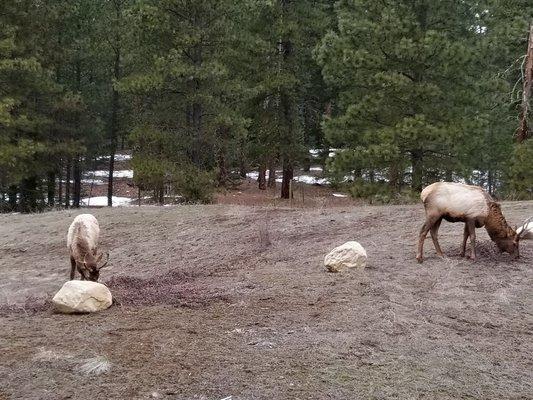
[
  {"x1": 65, "y1": 158, "x2": 71, "y2": 208},
  {"x1": 411, "y1": 150, "x2": 423, "y2": 192},
  {"x1": 47, "y1": 172, "x2": 55, "y2": 207},
  {"x1": 268, "y1": 159, "x2": 276, "y2": 188},
  {"x1": 73, "y1": 156, "x2": 81, "y2": 208},
  {"x1": 280, "y1": 88, "x2": 295, "y2": 198},
  {"x1": 281, "y1": 160, "x2": 294, "y2": 199},
  {"x1": 108, "y1": 148, "x2": 116, "y2": 207},
  {"x1": 258, "y1": 163, "x2": 267, "y2": 190},
  {"x1": 72, "y1": 52, "x2": 82, "y2": 209},
  {"x1": 388, "y1": 163, "x2": 399, "y2": 192},
  {"x1": 8, "y1": 185, "x2": 17, "y2": 211},
  {"x1": 239, "y1": 138, "x2": 247, "y2": 178},
  {"x1": 108, "y1": 46, "x2": 121, "y2": 207},
  {"x1": 216, "y1": 126, "x2": 229, "y2": 187},
  {"x1": 517, "y1": 22, "x2": 533, "y2": 143},
  {"x1": 303, "y1": 157, "x2": 311, "y2": 172},
  {"x1": 216, "y1": 150, "x2": 228, "y2": 187},
  {"x1": 191, "y1": 101, "x2": 203, "y2": 166},
  {"x1": 279, "y1": 0, "x2": 297, "y2": 199},
  {"x1": 20, "y1": 176, "x2": 38, "y2": 213},
  {"x1": 58, "y1": 160, "x2": 63, "y2": 206}
]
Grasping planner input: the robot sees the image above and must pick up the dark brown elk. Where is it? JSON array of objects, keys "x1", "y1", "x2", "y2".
[
  {"x1": 67, "y1": 214, "x2": 109, "y2": 281},
  {"x1": 416, "y1": 182, "x2": 532, "y2": 263}
]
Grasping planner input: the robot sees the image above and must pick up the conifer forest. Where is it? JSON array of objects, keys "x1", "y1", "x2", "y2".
[{"x1": 1, "y1": 0, "x2": 532, "y2": 212}]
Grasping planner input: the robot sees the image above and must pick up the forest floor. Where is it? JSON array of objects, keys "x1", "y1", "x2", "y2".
[
  {"x1": 1, "y1": 201, "x2": 533, "y2": 399},
  {"x1": 77, "y1": 151, "x2": 360, "y2": 208}
]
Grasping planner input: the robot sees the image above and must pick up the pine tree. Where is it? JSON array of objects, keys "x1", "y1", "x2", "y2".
[
  {"x1": 244, "y1": 0, "x2": 334, "y2": 197},
  {"x1": 479, "y1": 1, "x2": 533, "y2": 196},
  {"x1": 0, "y1": 1, "x2": 68, "y2": 212},
  {"x1": 119, "y1": 0, "x2": 250, "y2": 201},
  {"x1": 316, "y1": 0, "x2": 483, "y2": 192}
]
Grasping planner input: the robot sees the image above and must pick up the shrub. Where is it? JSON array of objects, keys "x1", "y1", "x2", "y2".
[
  {"x1": 173, "y1": 165, "x2": 215, "y2": 204},
  {"x1": 347, "y1": 179, "x2": 418, "y2": 204}
]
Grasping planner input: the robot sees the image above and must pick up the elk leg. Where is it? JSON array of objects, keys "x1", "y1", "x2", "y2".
[
  {"x1": 467, "y1": 219, "x2": 477, "y2": 261},
  {"x1": 417, "y1": 215, "x2": 438, "y2": 263},
  {"x1": 430, "y1": 217, "x2": 444, "y2": 257},
  {"x1": 70, "y1": 257, "x2": 76, "y2": 280},
  {"x1": 460, "y1": 224, "x2": 469, "y2": 257}
]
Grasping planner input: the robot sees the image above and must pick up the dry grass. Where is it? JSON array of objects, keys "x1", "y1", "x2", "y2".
[{"x1": 0, "y1": 201, "x2": 532, "y2": 399}]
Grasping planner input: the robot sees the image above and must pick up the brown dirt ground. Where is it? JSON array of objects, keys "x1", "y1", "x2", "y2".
[{"x1": 1, "y1": 201, "x2": 533, "y2": 400}]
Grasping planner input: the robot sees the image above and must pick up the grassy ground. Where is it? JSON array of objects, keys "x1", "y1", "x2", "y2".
[{"x1": 1, "y1": 201, "x2": 532, "y2": 399}]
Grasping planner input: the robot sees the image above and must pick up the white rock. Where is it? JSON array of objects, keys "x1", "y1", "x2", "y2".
[
  {"x1": 52, "y1": 281, "x2": 112, "y2": 313},
  {"x1": 324, "y1": 241, "x2": 367, "y2": 272}
]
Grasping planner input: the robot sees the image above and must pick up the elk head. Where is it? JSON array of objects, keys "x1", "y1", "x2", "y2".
[
  {"x1": 82, "y1": 252, "x2": 110, "y2": 281},
  {"x1": 498, "y1": 217, "x2": 533, "y2": 259}
]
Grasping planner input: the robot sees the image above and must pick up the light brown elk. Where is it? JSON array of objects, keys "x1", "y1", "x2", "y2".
[
  {"x1": 416, "y1": 182, "x2": 532, "y2": 263},
  {"x1": 67, "y1": 214, "x2": 109, "y2": 281}
]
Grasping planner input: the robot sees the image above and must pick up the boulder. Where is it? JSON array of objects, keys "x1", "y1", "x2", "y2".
[
  {"x1": 52, "y1": 280, "x2": 112, "y2": 313},
  {"x1": 324, "y1": 241, "x2": 367, "y2": 272}
]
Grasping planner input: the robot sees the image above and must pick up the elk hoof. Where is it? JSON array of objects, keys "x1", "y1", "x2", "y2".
[
  {"x1": 416, "y1": 256, "x2": 423, "y2": 264},
  {"x1": 459, "y1": 252, "x2": 465, "y2": 258}
]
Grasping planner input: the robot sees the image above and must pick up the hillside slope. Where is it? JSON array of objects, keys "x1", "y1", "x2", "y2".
[{"x1": 1, "y1": 202, "x2": 533, "y2": 399}]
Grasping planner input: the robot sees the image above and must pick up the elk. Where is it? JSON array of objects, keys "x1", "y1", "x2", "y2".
[
  {"x1": 416, "y1": 182, "x2": 532, "y2": 263},
  {"x1": 67, "y1": 214, "x2": 109, "y2": 281}
]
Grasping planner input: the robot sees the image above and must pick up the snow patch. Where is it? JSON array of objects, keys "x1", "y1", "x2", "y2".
[
  {"x1": 328, "y1": 148, "x2": 343, "y2": 158},
  {"x1": 246, "y1": 170, "x2": 277, "y2": 180},
  {"x1": 81, "y1": 196, "x2": 132, "y2": 207},
  {"x1": 84, "y1": 170, "x2": 133, "y2": 179},
  {"x1": 96, "y1": 154, "x2": 132, "y2": 161},
  {"x1": 247, "y1": 170, "x2": 331, "y2": 185},
  {"x1": 332, "y1": 193, "x2": 348, "y2": 198},
  {"x1": 81, "y1": 179, "x2": 106, "y2": 185},
  {"x1": 293, "y1": 175, "x2": 329, "y2": 185},
  {"x1": 246, "y1": 171, "x2": 259, "y2": 180}
]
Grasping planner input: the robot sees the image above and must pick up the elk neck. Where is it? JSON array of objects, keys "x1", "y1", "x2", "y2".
[{"x1": 484, "y1": 202, "x2": 516, "y2": 242}]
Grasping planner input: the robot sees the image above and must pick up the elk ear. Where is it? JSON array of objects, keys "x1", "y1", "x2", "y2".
[{"x1": 96, "y1": 253, "x2": 104, "y2": 263}]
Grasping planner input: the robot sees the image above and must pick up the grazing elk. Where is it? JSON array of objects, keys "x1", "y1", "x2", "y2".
[
  {"x1": 67, "y1": 214, "x2": 109, "y2": 281},
  {"x1": 416, "y1": 182, "x2": 532, "y2": 263}
]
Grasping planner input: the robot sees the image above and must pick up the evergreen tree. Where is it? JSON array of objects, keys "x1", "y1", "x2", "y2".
[
  {"x1": 316, "y1": 0, "x2": 483, "y2": 192},
  {"x1": 482, "y1": 1, "x2": 533, "y2": 196},
  {"x1": 244, "y1": 0, "x2": 334, "y2": 197},
  {"x1": 119, "y1": 0, "x2": 250, "y2": 201},
  {"x1": 0, "y1": 1, "x2": 71, "y2": 212}
]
